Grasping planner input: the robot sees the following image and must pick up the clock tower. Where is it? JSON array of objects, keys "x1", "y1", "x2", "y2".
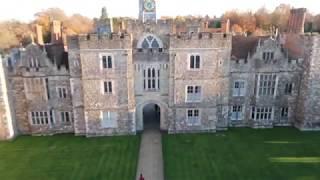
[{"x1": 139, "y1": 0, "x2": 157, "y2": 23}]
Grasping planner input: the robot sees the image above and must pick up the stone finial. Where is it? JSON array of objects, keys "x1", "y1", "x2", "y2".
[{"x1": 101, "y1": 7, "x2": 108, "y2": 19}]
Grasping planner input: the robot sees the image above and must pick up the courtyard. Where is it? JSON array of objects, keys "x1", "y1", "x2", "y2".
[
  {"x1": 0, "y1": 128, "x2": 320, "y2": 180},
  {"x1": 0, "y1": 134, "x2": 140, "y2": 180},
  {"x1": 163, "y1": 128, "x2": 320, "y2": 180}
]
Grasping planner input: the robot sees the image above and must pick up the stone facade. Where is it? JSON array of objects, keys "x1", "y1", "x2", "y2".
[
  {"x1": 1, "y1": 3, "x2": 320, "y2": 139},
  {"x1": 296, "y1": 34, "x2": 320, "y2": 130},
  {"x1": 0, "y1": 56, "x2": 15, "y2": 140}
]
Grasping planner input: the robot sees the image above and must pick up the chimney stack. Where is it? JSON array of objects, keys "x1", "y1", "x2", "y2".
[
  {"x1": 287, "y1": 8, "x2": 307, "y2": 34},
  {"x1": 35, "y1": 24, "x2": 44, "y2": 45},
  {"x1": 51, "y1": 20, "x2": 62, "y2": 44}
]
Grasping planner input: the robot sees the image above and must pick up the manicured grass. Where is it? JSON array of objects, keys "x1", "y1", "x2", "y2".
[
  {"x1": 0, "y1": 134, "x2": 140, "y2": 180},
  {"x1": 163, "y1": 128, "x2": 320, "y2": 180}
]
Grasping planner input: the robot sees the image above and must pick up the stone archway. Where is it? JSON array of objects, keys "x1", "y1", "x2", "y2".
[
  {"x1": 143, "y1": 103, "x2": 160, "y2": 130},
  {"x1": 136, "y1": 33, "x2": 164, "y2": 49},
  {"x1": 136, "y1": 100, "x2": 168, "y2": 131}
]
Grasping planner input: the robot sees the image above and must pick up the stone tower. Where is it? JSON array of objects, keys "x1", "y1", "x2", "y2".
[
  {"x1": 139, "y1": 0, "x2": 157, "y2": 23},
  {"x1": 287, "y1": 8, "x2": 306, "y2": 34}
]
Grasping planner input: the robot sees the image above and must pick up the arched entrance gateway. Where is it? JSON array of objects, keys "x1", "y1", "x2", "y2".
[
  {"x1": 143, "y1": 103, "x2": 160, "y2": 129},
  {"x1": 136, "y1": 100, "x2": 168, "y2": 131}
]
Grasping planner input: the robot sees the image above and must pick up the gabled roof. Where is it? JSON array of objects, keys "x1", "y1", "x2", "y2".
[
  {"x1": 231, "y1": 35, "x2": 268, "y2": 60},
  {"x1": 282, "y1": 33, "x2": 304, "y2": 60}
]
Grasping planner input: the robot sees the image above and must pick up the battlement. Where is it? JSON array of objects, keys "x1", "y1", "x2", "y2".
[
  {"x1": 171, "y1": 32, "x2": 231, "y2": 40},
  {"x1": 78, "y1": 33, "x2": 131, "y2": 42},
  {"x1": 68, "y1": 33, "x2": 132, "y2": 50},
  {"x1": 170, "y1": 32, "x2": 232, "y2": 49}
]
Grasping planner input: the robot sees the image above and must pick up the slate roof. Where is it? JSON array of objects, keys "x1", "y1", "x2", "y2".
[
  {"x1": 44, "y1": 43, "x2": 69, "y2": 69},
  {"x1": 231, "y1": 34, "x2": 304, "y2": 61},
  {"x1": 231, "y1": 35, "x2": 262, "y2": 60},
  {"x1": 282, "y1": 33, "x2": 304, "y2": 60}
]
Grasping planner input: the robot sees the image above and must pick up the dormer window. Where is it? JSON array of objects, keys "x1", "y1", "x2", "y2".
[
  {"x1": 262, "y1": 52, "x2": 274, "y2": 61},
  {"x1": 29, "y1": 57, "x2": 39, "y2": 68}
]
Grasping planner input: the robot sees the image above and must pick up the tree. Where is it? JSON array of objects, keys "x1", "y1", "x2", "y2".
[
  {"x1": 0, "y1": 20, "x2": 33, "y2": 50},
  {"x1": 0, "y1": 28, "x2": 19, "y2": 49},
  {"x1": 271, "y1": 4, "x2": 291, "y2": 31},
  {"x1": 239, "y1": 12, "x2": 256, "y2": 34},
  {"x1": 34, "y1": 8, "x2": 68, "y2": 32},
  {"x1": 231, "y1": 24, "x2": 243, "y2": 33},
  {"x1": 64, "y1": 14, "x2": 93, "y2": 34},
  {"x1": 255, "y1": 7, "x2": 271, "y2": 30}
]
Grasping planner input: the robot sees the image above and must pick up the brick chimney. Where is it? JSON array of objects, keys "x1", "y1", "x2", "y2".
[
  {"x1": 35, "y1": 24, "x2": 44, "y2": 45},
  {"x1": 287, "y1": 8, "x2": 307, "y2": 34},
  {"x1": 51, "y1": 20, "x2": 62, "y2": 44}
]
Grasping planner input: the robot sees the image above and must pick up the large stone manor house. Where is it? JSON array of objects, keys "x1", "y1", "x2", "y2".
[{"x1": 1, "y1": 0, "x2": 320, "y2": 140}]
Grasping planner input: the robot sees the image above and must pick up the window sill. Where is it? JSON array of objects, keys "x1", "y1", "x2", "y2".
[
  {"x1": 101, "y1": 127, "x2": 117, "y2": 129},
  {"x1": 144, "y1": 90, "x2": 160, "y2": 92},
  {"x1": 230, "y1": 119, "x2": 244, "y2": 121},
  {"x1": 187, "y1": 69, "x2": 201, "y2": 71},
  {"x1": 187, "y1": 123, "x2": 201, "y2": 127},
  {"x1": 185, "y1": 101, "x2": 202, "y2": 103}
]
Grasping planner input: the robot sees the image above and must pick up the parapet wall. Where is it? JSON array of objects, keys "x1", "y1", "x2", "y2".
[
  {"x1": 68, "y1": 33, "x2": 133, "y2": 50},
  {"x1": 170, "y1": 32, "x2": 232, "y2": 49}
]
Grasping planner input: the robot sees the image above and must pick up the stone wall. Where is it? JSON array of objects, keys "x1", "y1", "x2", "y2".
[
  {"x1": 230, "y1": 38, "x2": 302, "y2": 129},
  {"x1": 8, "y1": 43, "x2": 74, "y2": 135},
  {"x1": 168, "y1": 32, "x2": 232, "y2": 133},
  {"x1": 79, "y1": 34, "x2": 135, "y2": 136},
  {"x1": 0, "y1": 58, "x2": 15, "y2": 140},
  {"x1": 296, "y1": 35, "x2": 320, "y2": 130}
]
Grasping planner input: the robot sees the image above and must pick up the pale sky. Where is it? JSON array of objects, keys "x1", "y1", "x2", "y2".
[{"x1": 0, "y1": 0, "x2": 319, "y2": 22}]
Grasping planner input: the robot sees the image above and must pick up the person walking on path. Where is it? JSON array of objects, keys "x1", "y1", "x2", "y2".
[{"x1": 139, "y1": 173, "x2": 145, "y2": 180}]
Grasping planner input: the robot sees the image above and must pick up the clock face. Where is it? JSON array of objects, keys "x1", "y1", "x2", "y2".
[{"x1": 144, "y1": 0, "x2": 155, "y2": 11}]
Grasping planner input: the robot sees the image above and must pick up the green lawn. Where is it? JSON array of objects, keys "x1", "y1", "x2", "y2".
[
  {"x1": 0, "y1": 134, "x2": 140, "y2": 180},
  {"x1": 163, "y1": 128, "x2": 320, "y2": 180}
]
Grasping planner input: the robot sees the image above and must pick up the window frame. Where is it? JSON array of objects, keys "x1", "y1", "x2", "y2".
[
  {"x1": 280, "y1": 107, "x2": 289, "y2": 120},
  {"x1": 233, "y1": 80, "x2": 246, "y2": 97},
  {"x1": 257, "y1": 74, "x2": 278, "y2": 97},
  {"x1": 185, "y1": 85, "x2": 202, "y2": 103},
  {"x1": 56, "y1": 87, "x2": 68, "y2": 99},
  {"x1": 262, "y1": 51, "x2": 275, "y2": 61},
  {"x1": 251, "y1": 106, "x2": 274, "y2": 121},
  {"x1": 102, "y1": 80, "x2": 113, "y2": 94},
  {"x1": 284, "y1": 83, "x2": 294, "y2": 95},
  {"x1": 143, "y1": 67, "x2": 160, "y2": 91},
  {"x1": 231, "y1": 105, "x2": 244, "y2": 121},
  {"x1": 100, "y1": 111, "x2": 118, "y2": 128},
  {"x1": 188, "y1": 53, "x2": 201, "y2": 70},
  {"x1": 29, "y1": 111, "x2": 49, "y2": 125},
  {"x1": 60, "y1": 111, "x2": 73, "y2": 124},
  {"x1": 99, "y1": 53, "x2": 114, "y2": 70},
  {"x1": 186, "y1": 109, "x2": 201, "y2": 126}
]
